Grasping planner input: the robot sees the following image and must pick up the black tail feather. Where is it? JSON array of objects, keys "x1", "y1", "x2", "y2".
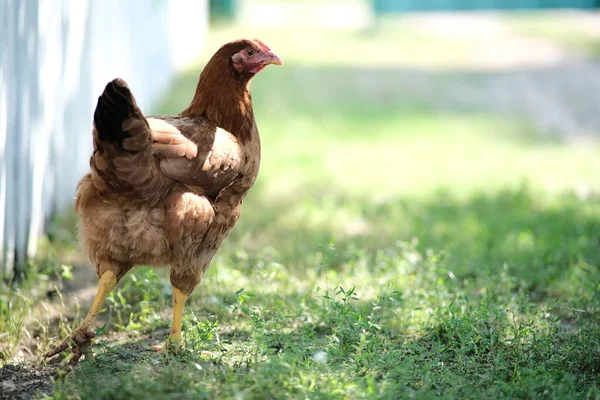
[{"x1": 93, "y1": 78, "x2": 144, "y2": 144}]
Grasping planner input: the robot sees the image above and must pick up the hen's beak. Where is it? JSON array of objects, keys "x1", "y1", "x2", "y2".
[{"x1": 264, "y1": 51, "x2": 283, "y2": 66}]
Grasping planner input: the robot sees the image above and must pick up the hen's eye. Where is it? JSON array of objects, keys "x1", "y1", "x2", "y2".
[{"x1": 245, "y1": 49, "x2": 256, "y2": 57}]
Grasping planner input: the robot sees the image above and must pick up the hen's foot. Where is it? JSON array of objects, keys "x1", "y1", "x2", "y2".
[
  {"x1": 44, "y1": 325, "x2": 96, "y2": 369},
  {"x1": 151, "y1": 338, "x2": 182, "y2": 354}
]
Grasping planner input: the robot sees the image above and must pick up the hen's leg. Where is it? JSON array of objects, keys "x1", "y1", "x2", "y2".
[
  {"x1": 152, "y1": 287, "x2": 190, "y2": 352},
  {"x1": 152, "y1": 271, "x2": 199, "y2": 352},
  {"x1": 44, "y1": 268, "x2": 120, "y2": 368}
]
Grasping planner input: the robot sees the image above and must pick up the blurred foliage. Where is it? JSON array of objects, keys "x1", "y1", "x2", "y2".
[
  {"x1": 506, "y1": 13, "x2": 600, "y2": 60},
  {"x1": 209, "y1": 0, "x2": 237, "y2": 22}
]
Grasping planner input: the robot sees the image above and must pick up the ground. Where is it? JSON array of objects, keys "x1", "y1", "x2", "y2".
[{"x1": 2, "y1": 8, "x2": 600, "y2": 400}]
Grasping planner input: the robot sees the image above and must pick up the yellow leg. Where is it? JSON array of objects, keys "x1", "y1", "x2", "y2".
[
  {"x1": 169, "y1": 287, "x2": 188, "y2": 342},
  {"x1": 45, "y1": 270, "x2": 118, "y2": 365},
  {"x1": 153, "y1": 287, "x2": 188, "y2": 352},
  {"x1": 81, "y1": 270, "x2": 118, "y2": 328}
]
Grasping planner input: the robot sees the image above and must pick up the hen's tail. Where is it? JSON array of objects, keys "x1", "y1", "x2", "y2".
[
  {"x1": 90, "y1": 79, "x2": 160, "y2": 194},
  {"x1": 94, "y1": 78, "x2": 146, "y2": 145}
]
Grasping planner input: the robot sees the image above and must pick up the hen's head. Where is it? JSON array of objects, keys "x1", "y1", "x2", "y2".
[
  {"x1": 185, "y1": 38, "x2": 283, "y2": 123},
  {"x1": 213, "y1": 38, "x2": 283, "y2": 80}
]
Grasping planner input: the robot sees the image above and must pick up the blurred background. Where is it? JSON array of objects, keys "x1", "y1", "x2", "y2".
[
  {"x1": 2, "y1": 0, "x2": 599, "y2": 280},
  {"x1": 1, "y1": 0, "x2": 600, "y2": 396}
]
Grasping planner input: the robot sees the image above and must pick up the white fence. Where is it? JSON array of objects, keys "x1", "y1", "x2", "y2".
[{"x1": 0, "y1": 0, "x2": 208, "y2": 279}]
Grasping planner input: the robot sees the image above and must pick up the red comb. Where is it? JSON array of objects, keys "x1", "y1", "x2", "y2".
[{"x1": 254, "y1": 39, "x2": 271, "y2": 52}]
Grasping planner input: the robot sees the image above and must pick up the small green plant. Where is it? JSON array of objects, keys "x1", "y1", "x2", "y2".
[
  {"x1": 0, "y1": 291, "x2": 29, "y2": 363},
  {"x1": 226, "y1": 287, "x2": 256, "y2": 317},
  {"x1": 106, "y1": 268, "x2": 167, "y2": 332},
  {"x1": 183, "y1": 312, "x2": 220, "y2": 352}
]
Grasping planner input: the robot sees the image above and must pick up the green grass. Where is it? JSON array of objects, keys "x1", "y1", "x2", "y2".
[{"x1": 3, "y1": 17, "x2": 600, "y2": 400}]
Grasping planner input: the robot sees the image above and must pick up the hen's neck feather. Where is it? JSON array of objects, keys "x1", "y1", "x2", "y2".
[{"x1": 181, "y1": 55, "x2": 255, "y2": 143}]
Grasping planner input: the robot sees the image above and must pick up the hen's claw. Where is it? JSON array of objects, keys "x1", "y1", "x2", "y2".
[
  {"x1": 151, "y1": 338, "x2": 182, "y2": 354},
  {"x1": 151, "y1": 344, "x2": 168, "y2": 353},
  {"x1": 44, "y1": 325, "x2": 96, "y2": 369}
]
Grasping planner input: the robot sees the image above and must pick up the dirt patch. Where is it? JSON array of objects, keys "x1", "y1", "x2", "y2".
[
  {"x1": 0, "y1": 364, "x2": 54, "y2": 400},
  {"x1": 0, "y1": 328, "x2": 171, "y2": 400}
]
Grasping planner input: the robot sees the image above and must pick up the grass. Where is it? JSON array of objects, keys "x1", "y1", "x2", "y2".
[{"x1": 2, "y1": 14, "x2": 600, "y2": 400}]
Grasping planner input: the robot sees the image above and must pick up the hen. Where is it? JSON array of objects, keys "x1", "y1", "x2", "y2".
[{"x1": 45, "y1": 38, "x2": 282, "y2": 367}]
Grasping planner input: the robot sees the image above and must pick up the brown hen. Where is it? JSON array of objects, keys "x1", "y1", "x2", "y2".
[{"x1": 44, "y1": 39, "x2": 282, "y2": 367}]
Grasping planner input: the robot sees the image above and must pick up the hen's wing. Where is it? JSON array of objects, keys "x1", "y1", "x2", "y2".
[
  {"x1": 148, "y1": 116, "x2": 243, "y2": 197},
  {"x1": 91, "y1": 78, "x2": 243, "y2": 200}
]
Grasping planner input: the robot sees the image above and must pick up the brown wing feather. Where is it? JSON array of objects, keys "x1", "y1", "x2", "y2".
[{"x1": 147, "y1": 116, "x2": 243, "y2": 197}]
